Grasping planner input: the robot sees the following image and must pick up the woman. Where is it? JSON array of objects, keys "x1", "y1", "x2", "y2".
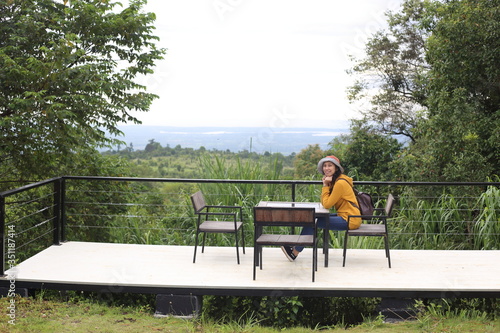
[{"x1": 282, "y1": 155, "x2": 361, "y2": 261}]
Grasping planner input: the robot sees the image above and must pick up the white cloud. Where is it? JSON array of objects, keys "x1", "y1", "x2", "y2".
[{"x1": 126, "y1": 0, "x2": 404, "y2": 127}]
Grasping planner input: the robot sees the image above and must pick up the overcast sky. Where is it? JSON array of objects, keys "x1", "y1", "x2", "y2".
[{"x1": 126, "y1": 0, "x2": 403, "y2": 128}]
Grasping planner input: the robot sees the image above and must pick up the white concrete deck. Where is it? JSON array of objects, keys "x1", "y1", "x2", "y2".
[{"x1": 1, "y1": 241, "x2": 499, "y2": 297}]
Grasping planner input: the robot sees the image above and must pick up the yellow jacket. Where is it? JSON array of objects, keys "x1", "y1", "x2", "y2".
[{"x1": 320, "y1": 174, "x2": 361, "y2": 229}]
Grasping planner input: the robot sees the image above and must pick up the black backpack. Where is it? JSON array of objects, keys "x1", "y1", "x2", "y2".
[{"x1": 338, "y1": 179, "x2": 375, "y2": 216}]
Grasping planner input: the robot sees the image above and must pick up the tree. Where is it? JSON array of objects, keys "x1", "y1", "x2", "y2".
[
  {"x1": 392, "y1": 0, "x2": 500, "y2": 182},
  {"x1": 0, "y1": 0, "x2": 166, "y2": 181},
  {"x1": 144, "y1": 139, "x2": 161, "y2": 152},
  {"x1": 341, "y1": 120, "x2": 403, "y2": 181},
  {"x1": 347, "y1": 0, "x2": 433, "y2": 142},
  {"x1": 325, "y1": 135, "x2": 349, "y2": 163},
  {"x1": 294, "y1": 144, "x2": 325, "y2": 179},
  {"x1": 421, "y1": 0, "x2": 500, "y2": 181},
  {"x1": 348, "y1": 0, "x2": 499, "y2": 182}
]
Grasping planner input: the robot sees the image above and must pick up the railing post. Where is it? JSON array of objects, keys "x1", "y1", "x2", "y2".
[
  {"x1": 291, "y1": 183, "x2": 296, "y2": 202},
  {"x1": 0, "y1": 196, "x2": 5, "y2": 276},
  {"x1": 61, "y1": 177, "x2": 67, "y2": 242},
  {"x1": 53, "y1": 179, "x2": 62, "y2": 245}
]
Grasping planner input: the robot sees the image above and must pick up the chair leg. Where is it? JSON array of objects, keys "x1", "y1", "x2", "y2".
[
  {"x1": 252, "y1": 245, "x2": 265, "y2": 280},
  {"x1": 236, "y1": 237, "x2": 240, "y2": 265},
  {"x1": 253, "y1": 245, "x2": 258, "y2": 280},
  {"x1": 384, "y1": 236, "x2": 391, "y2": 268},
  {"x1": 315, "y1": 231, "x2": 319, "y2": 272},
  {"x1": 322, "y1": 229, "x2": 327, "y2": 254},
  {"x1": 314, "y1": 244, "x2": 318, "y2": 272},
  {"x1": 193, "y1": 231, "x2": 200, "y2": 263},
  {"x1": 235, "y1": 247, "x2": 240, "y2": 264},
  {"x1": 312, "y1": 260, "x2": 315, "y2": 282},
  {"x1": 241, "y1": 226, "x2": 246, "y2": 254},
  {"x1": 312, "y1": 243, "x2": 317, "y2": 282},
  {"x1": 201, "y1": 232, "x2": 207, "y2": 253},
  {"x1": 235, "y1": 232, "x2": 240, "y2": 265},
  {"x1": 259, "y1": 246, "x2": 263, "y2": 270},
  {"x1": 342, "y1": 232, "x2": 348, "y2": 267}
]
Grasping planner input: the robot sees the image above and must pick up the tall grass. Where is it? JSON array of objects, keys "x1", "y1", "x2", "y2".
[
  {"x1": 197, "y1": 154, "x2": 295, "y2": 247},
  {"x1": 473, "y1": 185, "x2": 500, "y2": 250},
  {"x1": 59, "y1": 156, "x2": 498, "y2": 251},
  {"x1": 391, "y1": 185, "x2": 499, "y2": 250},
  {"x1": 199, "y1": 154, "x2": 292, "y2": 205}
]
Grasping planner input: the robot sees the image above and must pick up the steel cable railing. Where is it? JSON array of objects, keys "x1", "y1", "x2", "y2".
[{"x1": 1, "y1": 176, "x2": 499, "y2": 275}]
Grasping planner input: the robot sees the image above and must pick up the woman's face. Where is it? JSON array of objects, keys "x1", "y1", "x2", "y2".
[{"x1": 322, "y1": 161, "x2": 336, "y2": 177}]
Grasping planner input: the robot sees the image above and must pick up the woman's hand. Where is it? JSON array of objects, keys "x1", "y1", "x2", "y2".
[{"x1": 322, "y1": 175, "x2": 332, "y2": 186}]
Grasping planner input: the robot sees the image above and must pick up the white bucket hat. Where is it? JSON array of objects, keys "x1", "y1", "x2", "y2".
[{"x1": 317, "y1": 155, "x2": 344, "y2": 174}]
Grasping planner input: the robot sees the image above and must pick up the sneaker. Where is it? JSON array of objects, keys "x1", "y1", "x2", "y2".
[{"x1": 281, "y1": 246, "x2": 297, "y2": 262}]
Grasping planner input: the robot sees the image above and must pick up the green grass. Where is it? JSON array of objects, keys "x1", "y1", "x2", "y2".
[{"x1": 1, "y1": 296, "x2": 499, "y2": 333}]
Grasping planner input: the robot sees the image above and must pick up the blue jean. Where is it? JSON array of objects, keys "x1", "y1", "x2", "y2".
[{"x1": 295, "y1": 214, "x2": 348, "y2": 252}]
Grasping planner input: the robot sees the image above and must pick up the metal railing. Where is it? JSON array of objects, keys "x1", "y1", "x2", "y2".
[{"x1": 1, "y1": 176, "x2": 499, "y2": 276}]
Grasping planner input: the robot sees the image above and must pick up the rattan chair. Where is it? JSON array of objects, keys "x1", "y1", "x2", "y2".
[
  {"x1": 191, "y1": 191, "x2": 245, "y2": 264},
  {"x1": 343, "y1": 194, "x2": 395, "y2": 268}
]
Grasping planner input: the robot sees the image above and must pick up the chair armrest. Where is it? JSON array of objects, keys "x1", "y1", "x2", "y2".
[
  {"x1": 205, "y1": 205, "x2": 242, "y2": 209},
  {"x1": 347, "y1": 214, "x2": 374, "y2": 220},
  {"x1": 199, "y1": 211, "x2": 237, "y2": 217},
  {"x1": 203, "y1": 205, "x2": 243, "y2": 219},
  {"x1": 347, "y1": 214, "x2": 387, "y2": 222}
]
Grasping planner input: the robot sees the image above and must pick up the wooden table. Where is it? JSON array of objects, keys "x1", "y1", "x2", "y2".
[{"x1": 257, "y1": 201, "x2": 331, "y2": 267}]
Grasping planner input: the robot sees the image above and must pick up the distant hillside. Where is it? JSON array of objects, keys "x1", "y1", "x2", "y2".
[{"x1": 110, "y1": 126, "x2": 349, "y2": 154}]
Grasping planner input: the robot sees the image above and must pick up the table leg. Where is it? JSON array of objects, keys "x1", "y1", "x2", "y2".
[{"x1": 324, "y1": 217, "x2": 329, "y2": 267}]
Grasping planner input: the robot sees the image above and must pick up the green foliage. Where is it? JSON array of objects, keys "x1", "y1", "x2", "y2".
[
  {"x1": 325, "y1": 135, "x2": 349, "y2": 162},
  {"x1": 65, "y1": 179, "x2": 134, "y2": 243},
  {"x1": 401, "y1": 90, "x2": 495, "y2": 182},
  {"x1": 3, "y1": 185, "x2": 56, "y2": 262},
  {"x1": 2, "y1": 295, "x2": 499, "y2": 332},
  {"x1": 416, "y1": 298, "x2": 500, "y2": 321},
  {"x1": 292, "y1": 120, "x2": 404, "y2": 181},
  {"x1": 426, "y1": 0, "x2": 500, "y2": 110},
  {"x1": 293, "y1": 144, "x2": 325, "y2": 178},
  {"x1": 65, "y1": 178, "x2": 197, "y2": 246},
  {"x1": 392, "y1": 192, "x2": 473, "y2": 250},
  {"x1": 2, "y1": 151, "x2": 133, "y2": 261},
  {"x1": 105, "y1": 142, "x2": 296, "y2": 180},
  {"x1": 389, "y1": 184, "x2": 500, "y2": 251},
  {"x1": 346, "y1": 0, "x2": 499, "y2": 182},
  {"x1": 202, "y1": 295, "x2": 380, "y2": 328},
  {"x1": 421, "y1": 0, "x2": 500, "y2": 181},
  {"x1": 284, "y1": 120, "x2": 404, "y2": 182},
  {"x1": 346, "y1": 0, "x2": 431, "y2": 142},
  {"x1": 144, "y1": 139, "x2": 163, "y2": 153},
  {"x1": 341, "y1": 120, "x2": 403, "y2": 181},
  {"x1": 0, "y1": 0, "x2": 166, "y2": 181},
  {"x1": 196, "y1": 153, "x2": 300, "y2": 247},
  {"x1": 473, "y1": 184, "x2": 500, "y2": 250},
  {"x1": 60, "y1": 150, "x2": 299, "y2": 248}
]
